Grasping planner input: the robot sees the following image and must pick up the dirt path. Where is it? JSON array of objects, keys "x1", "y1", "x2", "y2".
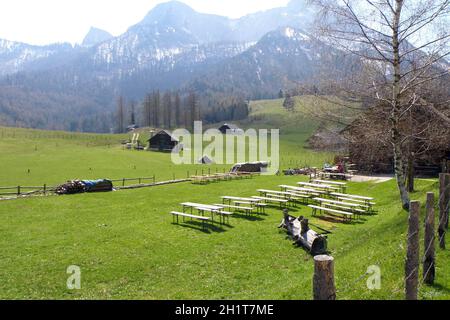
[{"x1": 350, "y1": 175, "x2": 394, "y2": 183}]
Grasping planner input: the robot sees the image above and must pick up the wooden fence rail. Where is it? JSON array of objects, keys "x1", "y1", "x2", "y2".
[{"x1": 0, "y1": 185, "x2": 51, "y2": 196}]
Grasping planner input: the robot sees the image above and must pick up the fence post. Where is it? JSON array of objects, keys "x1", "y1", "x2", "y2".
[
  {"x1": 122, "y1": 179, "x2": 125, "y2": 187},
  {"x1": 139, "y1": 178, "x2": 142, "y2": 185},
  {"x1": 43, "y1": 184, "x2": 46, "y2": 195},
  {"x1": 423, "y1": 193, "x2": 435, "y2": 285},
  {"x1": 17, "y1": 186, "x2": 21, "y2": 196},
  {"x1": 313, "y1": 255, "x2": 336, "y2": 300},
  {"x1": 406, "y1": 200, "x2": 420, "y2": 300},
  {"x1": 153, "y1": 175, "x2": 156, "y2": 185},
  {"x1": 439, "y1": 173, "x2": 449, "y2": 249}
]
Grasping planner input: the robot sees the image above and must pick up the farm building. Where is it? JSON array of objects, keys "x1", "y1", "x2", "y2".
[
  {"x1": 218, "y1": 123, "x2": 244, "y2": 135},
  {"x1": 342, "y1": 103, "x2": 450, "y2": 176},
  {"x1": 231, "y1": 161, "x2": 269, "y2": 173},
  {"x1": 148, "y1": 130, "x2": 179, "y2": 152}
]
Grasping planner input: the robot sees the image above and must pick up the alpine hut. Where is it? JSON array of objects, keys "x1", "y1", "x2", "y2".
[
  {"x1": 218, "y1": 123, "x2": 243, "y2": 135},
  {"x1": 148, "y1": 130, "x2": 179, "y2": 152}
]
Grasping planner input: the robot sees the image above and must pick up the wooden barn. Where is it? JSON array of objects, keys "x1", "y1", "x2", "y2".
[
  {"x1": 218, "y1": 123, "x2": 243, "y2": 135},
  {"x1": 148, "y1": 130, "x2": 179, "y2": 152},
  {"x1": 342, "y1": 104, "x2": 450, "y2": 176}
]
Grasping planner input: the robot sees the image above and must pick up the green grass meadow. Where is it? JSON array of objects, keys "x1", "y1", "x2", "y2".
[
  {"x1": 0, "y1": 97, "x2": 448, "y2": 300},
  {"x1": 0, "y1": 176, "x2": 448, "y2": 299}
]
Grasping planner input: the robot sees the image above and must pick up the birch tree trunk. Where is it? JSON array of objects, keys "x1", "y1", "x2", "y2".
[{"x1": 391, "y1": 0, "x2": 410, "y2": 210}]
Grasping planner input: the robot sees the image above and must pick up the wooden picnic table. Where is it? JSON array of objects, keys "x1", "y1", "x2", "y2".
[
  {"x1": 330, "y1": 193, "x2": 374, "y2": 201},
  {"x1": 312, "y1": 180, "x2": 347, "y2": 193},
  {"x1": 221, "y1": 196, "x2": 261, "y2": 203},
  {"x1": 313, "y1": 180, "x2": 347, "y2": 186},
  {"x1": 279, "y1": 185, "x2": 325, "y2": 194},
  {"x1": 330, "y1": 193, "x2": 375, "y2": 207},
  {"x1": 222, "y1": 196, "x2": 265, "y2": 213},
  {"x1": 181, "y1": 202, "x2": 223, "y2": 213},
  {"x1": 314, "y1": 197, "x2": 360, "y2": 207},
  {"x1": 180, "y1": 202, "x2": 229, "y2": 224},
  {"x1": 319, "y1": 172, "x2": 350, "y2": 181},
  {"x1": 313, "y1": 197, "x2": 366, "y2": 217},
  {"x1": 298, "y1": 182, "x2": 340, "y2": 192},
  {"x1": 257, "y1": 189, "x2": 299, "y2": 197},
  {"x1": 252, "y1": 196, "x2": 289, "y2": 208}
]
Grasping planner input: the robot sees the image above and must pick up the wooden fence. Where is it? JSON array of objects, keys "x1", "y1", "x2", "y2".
[
  {"x1": 0, "y1": 168, "x2": 234, "y2": 197},
  {"x1": 0, "y1": 185, "x2": 52, "y2": 196},
  {"x1": 312, "y1": 174, "x2": 449, "y2": 300}
]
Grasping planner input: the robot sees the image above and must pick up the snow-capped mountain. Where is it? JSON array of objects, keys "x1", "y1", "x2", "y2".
[
  {"x1": 188, "y1": 27, "x2": 360, "y2": 98},
  {"x1": 0, "y1": 0, "x2": 343, "y2": 132},
  {"x1": 0, "y1": 39, "x2": 74, "y2": 76},
  {"x1": 0, "y1": 0, "x2": 315, "y2": 77}
]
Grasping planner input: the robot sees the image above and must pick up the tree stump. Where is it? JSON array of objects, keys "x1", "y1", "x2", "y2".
[
  {"x1": 313, "y1": 255, "x2": 336, "y2": 300},
  {"x1": 406, "y1": 201, "x2": 420, "y2": 300},
  {"x1": 423, "y1": 193, "x2": 435, "y2": 285}
]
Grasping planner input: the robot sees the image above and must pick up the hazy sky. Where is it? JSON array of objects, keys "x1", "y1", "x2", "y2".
[{"x1": 0, "y1": 0, "x2": 290, "y2": 46}]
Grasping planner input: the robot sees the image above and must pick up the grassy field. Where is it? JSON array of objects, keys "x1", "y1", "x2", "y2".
[
  {"x1": 0, "y1": 97, "x2": 448, "y2": 300},
  {"x1": 0, "y1": 175, "x2": 448, "y2": 299},
  {"x1": 0, "y1": 96, "x2": 335, "y2": 187}
]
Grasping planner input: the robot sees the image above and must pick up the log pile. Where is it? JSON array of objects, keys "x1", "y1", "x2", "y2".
[
  {"x1": 55, "y1": 179, "x2": 113, "y2": 195},
  {"x1": 279, "y1": 209, "x2": 328, "y2": 255},
  {"x1": 55, "y1": 180, "x2": 86, "y2": 195}
]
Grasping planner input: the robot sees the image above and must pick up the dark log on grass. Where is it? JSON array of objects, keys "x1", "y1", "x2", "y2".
[
  {"x1": 406, "y1": 201, "x2": 420, "y2": 300},
  {"x1": 279, "y1": 209, "x2": 327, "y2": 255},
  {"x1": 313, "y1": 255, "x2": 336, "y2": 300},
  {"x1": 423, "y1": 193, "x2": 435, "y2": 285}
]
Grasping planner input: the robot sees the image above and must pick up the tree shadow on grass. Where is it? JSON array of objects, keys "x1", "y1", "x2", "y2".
[
  {"x1": 171, "y1": 221, "x2": 227, "y2": 233},
  {"x1": 428, "y1": 282, "x2": 450, "y2": 295},
  {"x1": 230, "y1": 212, "x2": 265, "y2": 221},
  {"x1": 361, "y1": 211, "x2": 379, "y2": 217},
  {"x1": 316, "y1": 215, "x2": 365, "y2": 225}
]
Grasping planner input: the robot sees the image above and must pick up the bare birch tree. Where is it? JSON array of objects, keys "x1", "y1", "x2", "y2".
[{"x1": 310, "y1": 0, "x2": 449, "y2": 209}]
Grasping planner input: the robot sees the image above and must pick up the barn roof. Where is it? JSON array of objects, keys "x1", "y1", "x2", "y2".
[
  {"x1": 148, "y1": 130, "x2": 179, "y2": 142},
  {"x1": 219, "y1": 123, "x2": 240, "y2": 130}
]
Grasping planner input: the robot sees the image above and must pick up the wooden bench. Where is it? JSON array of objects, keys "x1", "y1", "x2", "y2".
[
  {"x1": 214, "y1": 203, "x2": 254, "y2": 215},
  {"x1": 252, "y1": 196, "x2": 289, "y2": 208},
  {"x1": 322, "y1": 203, "x2": 365, "y2": 218},
  {"x1": 233, "y1": 201, "x2": 266, "y2": 213},
  {"x1": 312, "y1": 179, "x2": 347, "y2": 193},
  {"x1": 298, "y1": 182, "x2": 340, "y2": 192},
  {"x1": 308, "y1": 205, "x2": 354, "y2": 222},
  {"x1": 336, "y1": 197, "x2": 376, "y2": 209},
  {"x1": 196, "y1": 207, "x2": 232, "y2": 225},
  {"x1": 280, "y1": 185, "x2": 328, "y2": 196},
  {"x1": 171, "y1": 211, "x2": 211, "y2": 230},
  {"x1": 313, "y1": 197, "x2": 366, "y2": 217}
]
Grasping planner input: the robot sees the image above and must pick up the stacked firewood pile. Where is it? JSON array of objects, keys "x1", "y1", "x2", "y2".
[
  {"x1": 55, "y1": 180, "x2": 86, "y2": 195},
  {"x1": 283, "y1": 168, "x2": 315, "y2": 176}
]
